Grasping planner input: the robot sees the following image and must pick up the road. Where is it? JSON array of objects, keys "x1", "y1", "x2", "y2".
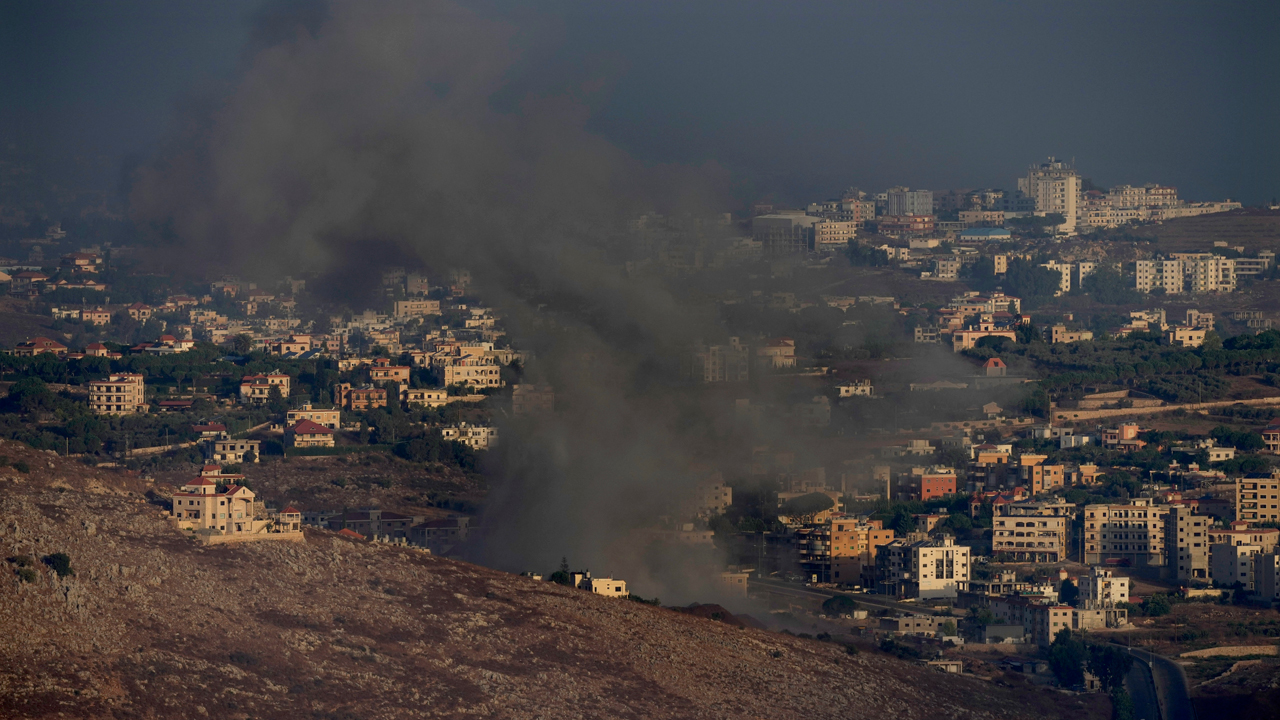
[
  {"x1": 1129, "y1": 646, "x2": 1195, "y2": 720},
  {"x1": 747, "y1": 578, "x2": 932, "y2": 614},
  {"x1": 1126, "y1": 656, "x2": 1161, "y2": 720}
]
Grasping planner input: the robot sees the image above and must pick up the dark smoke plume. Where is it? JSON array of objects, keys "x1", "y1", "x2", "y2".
[{"x1": 133, "y1": 0, "x2": 748, "y2": 602}]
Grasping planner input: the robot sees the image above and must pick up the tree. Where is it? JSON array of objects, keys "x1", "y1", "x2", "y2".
[
  {"x1": 242, "y1": 449, "x2": 257, "y2": 464},
  {"x1": 780, "y1": 492, "x2": 835, "y2": 522},
  {"x1": 938, "y1": 620, "x2": 957, "y2": 636},
  {"x1": 1060, "y1": 578, "x2": 1080, "y2": 607},
  {"x1": 1048, "y1": 628, "x2": 1086, "y2": 687},
  {"x1": 41, "y1": 552, "x2": 74, "y2": 578},
  {"x1": 232, "y1": 334, "x2": 253, "y2": 355},
  {"x1": 1087, "y1": 644, "x2": 1133, "y2": 692},
  {"x1": 821, "y1": 594, "x2": 859, "y2": 616},
  {"x1": 1144, "y1": 593, "x2": 1172, "y2": 617}
]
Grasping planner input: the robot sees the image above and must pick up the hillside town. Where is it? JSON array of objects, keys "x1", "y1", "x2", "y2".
[{"x1": 4, "y1": 158, "x2": 1280, "y2": 717}]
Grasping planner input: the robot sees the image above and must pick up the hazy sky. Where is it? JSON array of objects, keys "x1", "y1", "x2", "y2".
[{"x1": 3, "y1": 0, "x2": 1277, "y2": 205}]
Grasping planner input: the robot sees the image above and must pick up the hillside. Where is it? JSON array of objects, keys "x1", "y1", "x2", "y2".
[
  {"x1": 1131, "y1": 209, "x2": 1280, "y2": 253},
  {"x1": 0, "y1": 439, "x2": 1106, "y2": 720}
]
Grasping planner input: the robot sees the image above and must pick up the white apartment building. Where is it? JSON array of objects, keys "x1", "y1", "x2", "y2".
[
  {"x1": 1018, "y1": 158, "x2": 1080, "y2": 234},
  {"x1": 1079, "y1": 567, "x2": 1130, "y2": 606},
  {"x1": 1135, "y1": 255, "x2": 1236, "y2": 293},
  {"x1": 877, "y1": 535, "x2": 970, "y2": 599},
  {"x1": 1135, "y1": 259, "x2": 1185, "y2": 293},
  {"x1": 441, "y1": 422, "x2": 498, "y2": 450},
  {"x1": 1210, "y1": 543, "x2": 1262, "y2": 590},
  {"x1": 88, "y1": 373, "x2": 146, "y2": 415}
]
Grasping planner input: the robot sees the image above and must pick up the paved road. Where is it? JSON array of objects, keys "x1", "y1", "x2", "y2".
[
  {"x1": 1130, "y1": 646, "x2": 1195, "y2": 720},
  {"x1": 747, "y1": 578, "x2": 927, "y2": 614},
  {"x1": 1126, "y1": 657, "x2": 1161, "y2": 720}
]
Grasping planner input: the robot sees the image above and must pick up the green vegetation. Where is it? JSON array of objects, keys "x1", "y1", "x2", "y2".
[
  {"x1": 1048, "y1": 628, "x2": 1086, "y2": 686},
  {"x1": 41, "y1": 552, "x2": 74, "y2": 578},
  {"x1": 821, "y1": 594, "x2": 859, "y2": 615}
]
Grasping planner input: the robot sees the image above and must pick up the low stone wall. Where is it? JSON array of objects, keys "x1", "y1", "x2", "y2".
[
  {"x1": 1053, "y1": 395, "x2": 1280, "y2": 422},
  {"x1": 200, "y1": 531, "x2": 305, "y2": 546},
  {"x1": 1179, "y1": 645, "x2": 1278, "y2": 658}
]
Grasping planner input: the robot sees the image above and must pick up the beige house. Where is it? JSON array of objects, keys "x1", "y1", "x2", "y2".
[
  {"x1": 286, "y1": 404, "x2": 340, "y2": 430},
  {"x1": 171, "y1": 468, "x2": 301, "y2": 543},
  {"x1": 212, "y1": 438, "x2": 261, "y2": 464},
  {"x1": 1165, "y1": 326, "x2": 1206, "y2": 347},
  {"x1": 567, "y1": 572, "x2": 628, "y2": 597},
  {"x1": 88, "y1": 373, "x2": 146, "y2": 415},
  {"x1": 442, "y1": 356, "x2": 504, "y2": 388},
  {"x1": 441, "y1": 423, "x2": 497, "y2": 450},
  {"x1": 393, "y1": 299, "x2": 441, "y2": 318},
  {"x1": 757, "y1": 337, "x2": 797, "y2": 368},
  {"x1": 288, "y1": 419, "x2": 335, "y2": 448},
  {"x1": 240, "y1": 373, "x2": 291, "y2": 403},
  {"x1": 1051, "y1": 325, "x2": 1094, "y2": 344},
  {"x1": 405, "y1": 388, "x2": 450, "y2": 407}
]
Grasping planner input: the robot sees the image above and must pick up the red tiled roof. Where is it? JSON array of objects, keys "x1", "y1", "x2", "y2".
[
  {"x1": 290, "y1": 419, "x2": 333, "y2": 435},
  {"x1": 186, "y1": 478, "x2": 217, "y2": 486},
  {"x1": 337, "y1": 529, "x2": 365, "y2": 540},
  {"x1": 282, "y1": 506, "x2": 300, "y2": 514},
  {"x1": 192, "y1": 423, "x2": 227, "y2": 432},
  {"x1": 85, "y1": 342, "x2": 108, "y2": 350},
  {"x1": 19, "y1": 336, "x2": 67, "y2": 349},
  {"x1": 983, "y1": 357, "x2": 1006, "y2": 368}
]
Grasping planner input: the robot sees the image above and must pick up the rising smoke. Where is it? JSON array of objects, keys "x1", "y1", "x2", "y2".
[{"x1": 132, "y1": 0, "x2": 753, "y2": 603}]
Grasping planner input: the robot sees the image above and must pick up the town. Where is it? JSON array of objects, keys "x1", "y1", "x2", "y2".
[{"x1": 5, "y1": 160, "x2": 1280, "y2": 695}]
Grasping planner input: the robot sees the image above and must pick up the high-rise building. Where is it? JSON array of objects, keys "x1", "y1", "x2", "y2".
[
  {"x1": 1165, "y1": 505, "x2": 1210, "y2": 582},
  {"x1": 88, "y1": 374, "x2": 146, "y2": 415},
  {"x1": 1018, "y1": 158, "x2": 1080, "y2": 234},
  {"x1": 1083, "y1": 500, "x2": 1167, "y2": 568},
  {"x1": 884, "y1": 187, "x2": 934, "y2": 217}
]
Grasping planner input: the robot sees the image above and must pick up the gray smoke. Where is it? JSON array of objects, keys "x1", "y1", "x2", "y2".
[{"x1": 132, "y1": 0, "x2": 747, "y2": 602}]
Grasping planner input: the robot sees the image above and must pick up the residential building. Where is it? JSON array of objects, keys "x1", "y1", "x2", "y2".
[
  {"x1": 1019, "y1": 455, "x2": 1065, "y2": 495},
  {"x1": 328, "y1": 510, "x2": 423, "y2": 541},
  {"x1": 1207, "y1": 522, "x2": 1280, "y2": 552},
  {"x1": 1210, "y1": 543, "x2": 1262, "y2": 590},
  {"x1": 14, "y1": 336, "x2": 68, "y2": 357},
  {"x1": 1018, "y1": 158, "x2": 1080, "y2": 234},
  {"x1": 1083, "y1": 500, "x2": 1167, "y2": 567},
  {"x1": 288, "y1": 419, "x2": 335, "y2": 448},
  {"x1": 1051, "y1": 325, "x2": 1093, "y2": 344},
  {"x1": 577, "y1": 573, "x2": 628, "y2": 598},
  {"x1": 1165, "y1": 505, "x2": 1211, "y2": 582},
  {"x1": 1165, "y1": 326, "x2": 1207, "y2": 348},
  {"x1": 334, "y1": 383, "x2": 387, "y2": 411},
  {"x1": 1257, "y1": 553, "x2": 1280, "y2": 600},
  {"x1": 1135, "y1": 259, "x2": 1186, "y2": 293},
  {"x1": 1235, "y1": 475, "x2": 1280, "y2": 524},
  {"x1": 885, "y1": 187, "x2": 934, "y2": 217},
  {"x1": 1263, "y1": 420, "x2": 1280, "y2": 453},
  {"x1": 442, "y1": 356, "x2": 504, "y2": 388},
  {"x1": 688, "y1": 338, "x2": 750, "y2": 382},
  {"x1": 405, "y1": 388, "x2": 450, "y2": 408},
  {"x1": 992, "y1": 503, "x2": 1068, "y2": 563},
  {"x1": 170, "y1": 467, "x2": 300, "y2": 540},
  {"x1": 512, "y1": 384, "x2": 555, "y2": 416},
  {"x1": 756, "y1": 337, "x2": 797, "y2": 369},
  {"x1": 879, "y1": 615, "x2": 949, "y2": 636},
  {"x1": 899, "y1": 466, "x2": 957, "y2": 501},
  {"x1": 240, "y1": 373, "x2": 291, "y2": 404},
  {"x1": 211, "y1": 438, "x2": 261, "y2": 464},
  {"x1": 409, "y1": 516, "x2": 470, "y2": 554},
  {"x1": 286, "y1": 404, "x2": 340, "y2": 430},
  {"x1": 1079, "y1": 567, "x2": 1130, "y2": 606},
  {"x1": 752, "y1": 213, "x2": 820, "y2": 255},
  {"x1": 877, "y1": 535, "x2": 970, "y2": 599},
  {"x1": 88, "y1": 374, "x2": 146, "y2": 415},
  {"x1": 837, "y1": 379, "x2": 874, "y2": 397},
  {"x1": 393, "y1": 299, "x2": 441, "y2": 318},
  {"x1": 796, "y1": 516, "x2": 895, "y2": 586},
  {"x1": 441, "y1": 422, "x2": 498, "y2": 450}
]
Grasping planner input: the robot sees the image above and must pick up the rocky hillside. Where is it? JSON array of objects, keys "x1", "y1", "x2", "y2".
[{"x1": 0, "y1": 439, "x2": 1105, "y2": 719}]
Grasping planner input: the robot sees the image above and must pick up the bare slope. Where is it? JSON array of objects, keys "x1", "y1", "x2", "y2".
[{"x1": 0, "y1": 439, "x2": 1102, "y2": 720}]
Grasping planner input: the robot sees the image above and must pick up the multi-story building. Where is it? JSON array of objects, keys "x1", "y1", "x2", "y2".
[
  {"x1": 334, "y1": 384, "x2": 387, "y2": 411},
  {"x1": 405, "y1": 388, "x2": 450, "y2": 407},
  {"x1": 87, "y1": 373, "x2": 146, "y2": 415},
  {"x1": 992, "y1": 501, "x2": 1070, "y2": 563},
  {"x1": 1165, "y1": 505, "x2": 1211, "y2": 582},
  {"x1": 756, "y1": 337, "x2": 797, "y2": 369},
  {"x1": 1136, "y1": 254, "x2": 1236, "y2": 294},
  {"x1": 688, "y1": 338, "x2": 750, "y2": 382},
  {"x1": 1165, "y1": 326, "x2": 1207, "y2": 348},
  {"x1": 285, "y1": 404, "x2": 340, "y2": 430},
  {"x1": 442, "y1": 356, "x2": 504, "y2": 388},
  {"x1": 1083, "y1": 500, "x2": 1167, "y2": 568},
  {"x1": 752, "y1": 213, "x2": 820, "y2": 255},
  {"x1": 877, "y1": 534, "x2": 970, "y2": 599},
  {"x1": 1235, "y1": 475, "x2": 1280, "y2": 524},
  {"x1": 1210, "y1": 543, "x2": 1262, "y2": 590},
  {"x1": 796, "y1": 516, "x2": 895, "y2": 586},
  {"x1": 1208, "y1": 521, "x2": 1280, "y2": 551},
  {"x1": 287, "y1": 419, "x2": 335, "y2": 448},
  {"x1": 1018, "y1": 158, "x2": 1080, "y2": 234},
  {"x1": 441, "y1": 422, "x2": 498, "y2": 450},
  {"x1": 392, "y1": 299, "x2": 441, "y2": 318},
  {"x1": 813, "y1": 219, "x2": 859, "y2": 250},
  {"x1": 1079, "y1": 567, "x2": 1130, "y2": 606},
  {"x1": 899, "y1": 466, "x2": 957, "y2": 501},
  {"x1": 885, "y1": 187, "x2": 934, "y2": 217},
  {"x1": 1263, "y1": 420, "x2": 1280, "y2": 453},
  {"x1": 1257, "y1": 553, "x2": 1280, "y2": 600},
  {"x1": 1051, "y1": 325, "x2": 1093, "y2": 344},
  {"x1": 1135, "y1": 259, "x2": 1185, "y2": 293},
  {"x1": 239, "y1": 373, "x2": 291, "y2": 404},
  {"x1": 211, "y1": 437, "x2": 261, "y2": 464},
  {"x1": 169, "y1": 467, "x2": 300, "y2": 540},
  {"x1": 1019, "y1": 455, "x2": 1066, "y2": 495}
]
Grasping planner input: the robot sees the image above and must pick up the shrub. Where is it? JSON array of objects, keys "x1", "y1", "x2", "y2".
[
  {"x1": 821, "y1": 594, "x2": 859, "y2": 616},
  {"x1": 228, "y1": 651, "x2": 259, "y2": 666},
  {"x1": 16, "y1": 568, "x2": 38, "y2": 583},
  {"x1": 41, "y1": 552, "x2": 74, "y2": 578},
  {"x1": 8, "y1": 554, "x2": 32, "y2": 567},
  {"x1": 13, "y1": 461, "x2": 29, "y2": 474}
]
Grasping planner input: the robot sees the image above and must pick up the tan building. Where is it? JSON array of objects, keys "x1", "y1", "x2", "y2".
[
  {"x1": 14, "y1": 336, "x2": 69, "y2": 357},
  {"x1": 288, "y1": 419, "x2": 335, "y2": 448},
  {"x1": 1165, "y1": 505, "x2": 1211, "y2": 581},
  {"x1": 1236, "y1": 475, "x2": 1280, "y2": 524},
  {"x1": 212, "y1": 438, "x2": 261, "y2": 464},
  {"x1": 1165, "y1": 326, "x2": 1207, "y2": 347},
  {"x1": 1019, "y1": 454, "x2": 1065, "y2": 495},
  {"x1": 1051, "y1": 325, "x2": 1094, "y2": 344},
  {"x1": 334, "y1": 384, "x2": 387, "y2": 411},
  {"x1": 876, "y1": 535, "x2": 970, "y2": 599},
  {"x1": 286, "y1": 404, "x2": 340, "y2": 430},
  {"x1": 170, "y1": 467, "x2": 299, "y2": 541},
  {"x1": 405, "y1": 388, "x2": 450, "y2": 407},
  {"x1": 1210, "y1": 543, "x2": 1262, "y2": 590},
  {"x1": 1018, "y1": 158, "x2": 1080, "y2": 234},
  {"x1": 370, "y1": 358, "x2": 411, "y2": 386},
  {"x1": 88, "y1": 373, "x2": 146, "y2": 415},
  {"x1": 992, "y1": 507, "x2": 1068, "y2": 563},
  {"x1": 442, "y1": 356, "x2": 504, "y2": 388},
  {"x1": 1083, "y1": 500, "x2": 1167, "y2": 568},
  {"x1": 1079, "y1": 567, "x2": 1130, "y2": 606},
  {"x1": 240, "y1": 373, "x2": 291, "y2": 404},
  {"x1": 441, "y1": 422, "x2": 498, "y2": 450},
  {"x1": 393, "y1": 299, "x2": 441, "y2": 318}
]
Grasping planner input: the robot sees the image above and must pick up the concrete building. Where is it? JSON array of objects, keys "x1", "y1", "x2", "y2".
[
  {"x1": 752, "y1": 213, "x2": 820, "y2": 255},
  {"x1": 240, "y1": 373, "x2": 291, "y2": 404},
  {"x1": 992, "y1": 503, "x2": 1068, "y2": 563},
  {"x1": 211, "y1": 437, "x2": 262, "y2": 464},
  {"x1": 1165, "y1": 505, "x2": 1211, "y2": 582},
  {"x1": 88, "y1": 373, "x2": 146, "y2": 415},
  {"x1": 688, "y1": 338, "x2": 750, "y2": 382},
  {"x1": 1235, "y1": 475, "x2": 1280, "y2": 525},
  {"x1": 170, "y1": 467, "x2": 300, "y2": 541},
  {"x1": 1018, "y1": 158, "x2": 1080, "y2": 234},
  {"x1": 877, "y1": 535, "x2": 970, "y2": 599},
  {"x1": 885, "y1": 187, "x2": 934, "y2": 217},
  {"x1": 1079, "y1": 567, "x2": 1130, "y2": 606},
  {"x1": 1257, "y1": 553, "x2": 1280, "y2": 600},
  {"x1": 286, "y1": 404, "x2": 340, "y2": 430},
  {"x1": 1083, "y1": 500, "x2": 1167, "y2": 568},
  {"x1": 1210, "y1": 543, "x2": 1262, "y2": 590},
  {"x1": 511, "y1": 384, "x2": 555, "y2": 416},
  {"x1": 441, "y1": 422, "x2": 498, "y2": 450},
  {"x1": 288, "y1": 419, "x2": 336, "y2": 448},
  {"x1": 756, "y1": 337, "x2": 797, "y2": 369},
  {"x1": 1051, "y1": 325, "x2": 1094, "y2": 344}
]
